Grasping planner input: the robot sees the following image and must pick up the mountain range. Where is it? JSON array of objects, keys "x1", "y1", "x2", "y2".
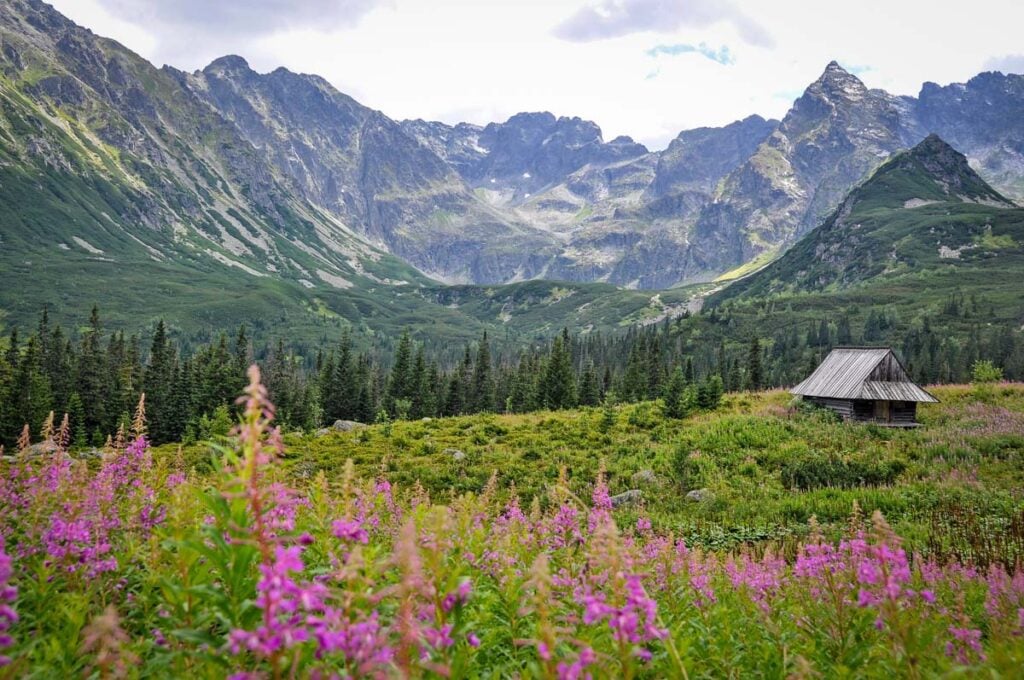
[
  {"x1": 1, "y1": 0, "x2": 1023, "y2": 338},
  {"x1": 714, "y1": 134, "x2": 1023, "y2": 303}
]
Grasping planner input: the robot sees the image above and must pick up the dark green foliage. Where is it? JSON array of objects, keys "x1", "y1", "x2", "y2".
[
  {"x1": 697, "y1": 375, "x2": 724, "y2": 411},
  {"x1": 578, "y1": 361, "x2": 601, "y2": 407},
  {"x1": 2, "y1": 294, "x2": 1022, "y2": 450},
  {"x1": 540, "y1": 329, "x2": 577, "y2": 410},
  {"x1": 780, "y1": 456, "x2": 907, "y2": 490},
  {"x1": 662, "y1": 367, "x2": 690, "y2": 419},
  {"x1": 144, "y1": 321, "x2": 174, "y2": 443},
  {"x1": 745, "y1": 337, "x2": 763, "y2": 391}
]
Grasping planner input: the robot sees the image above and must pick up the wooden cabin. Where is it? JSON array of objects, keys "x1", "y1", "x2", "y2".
[{"x1": 791, "y1": 347, "x2": 937, "y2": 426}]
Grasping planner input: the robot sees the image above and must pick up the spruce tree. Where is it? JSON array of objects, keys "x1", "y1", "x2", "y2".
[
  {"x1": 7, "y1": 336, "x2": 51, "y2": 441},
  {"x1": 470, "y1": 331, "x2": 494, "y2": 412},
  {"x1": 387, "y1": 331, "x2": 413, "y2": 414},
  {"x1": 144, "y1": 320, "x2": 174, "y2": 443},
  {"x1": 578, "y1": 361, "x2": 600, "y2": 407},
  {"x1": 76, "y1": 306, "x2": 109, "y2": 438},
  {"x1": 663, "y1": 366, "x2": 688, "y2": 419},
  {"x1": 541, "y1": 330, "x2": 577, "y2": 410},
  {"x1": 745, "y1": 337, "x2": 763, "y2": 391},
  {"x1": 329, "y1": 332, "x2": 357, "y2": 421}
]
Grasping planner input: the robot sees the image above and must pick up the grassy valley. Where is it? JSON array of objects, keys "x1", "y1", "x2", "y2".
[
  {"x1": 2, "y1": 375, "x2": 1022, "y2": 676},
  {"x1": 166, "y1": 382, "x2": 1024, "y2": 561}
]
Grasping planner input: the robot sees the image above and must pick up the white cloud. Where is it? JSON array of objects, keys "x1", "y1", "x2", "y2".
[
  {"x1": 46, "y1": 0, "x2": 1024, "y2": 151},
  {"x1": 553, "y1": 0, "x2": 774, "y2": 48},
  {"x1": 96, "y1": 0, "x2": 383, "y2": 36},
  {"x1": 984, "y1": 54, "x2": 1024, "y2": 74}
]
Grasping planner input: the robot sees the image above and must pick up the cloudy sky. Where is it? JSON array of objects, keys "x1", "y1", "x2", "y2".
[{"x1": 50, "y1": 0, "x2": 1024, "y2": 150}]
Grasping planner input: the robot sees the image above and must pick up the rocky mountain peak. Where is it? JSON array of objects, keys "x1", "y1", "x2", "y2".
[
  {"x1": 809, "y1": 60, "x2": 868, "y2": 99},
  {"x1": 890, "y1": 134, "x2": 1014, "y2": 204},
  {"x1": 203, "y1": 54, "x2": 252, "y2": 74},
  {"x1": 907, "y1": 132, "x2": 963, "y2": 162}
]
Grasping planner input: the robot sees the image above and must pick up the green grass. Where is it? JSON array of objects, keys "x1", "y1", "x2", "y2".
[{"x1": 161, "y1": 383, "x2": 1024, "y2": 558}]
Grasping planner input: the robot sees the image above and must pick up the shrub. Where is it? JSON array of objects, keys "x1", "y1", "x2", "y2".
[{"x1": 780, "y1": 455, "x2": 906, "y2": 490}]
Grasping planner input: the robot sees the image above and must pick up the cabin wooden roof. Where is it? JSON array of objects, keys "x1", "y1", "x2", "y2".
[{"x1": 791, "y1": 347, "x2": 938, "y2": 402}]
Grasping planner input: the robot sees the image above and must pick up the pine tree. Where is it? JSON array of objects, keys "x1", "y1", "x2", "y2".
[
  {"x1": 67, "y1": 392, "x2": 87, "y2": 448},
  {"x1": 646, "y1": 340, "x2": 664, "y2": 399},
  {"x1": 599, "y1": 391, "x2": 617, "y2": 433},
  {"x1": 409, "y1": 347, "x2": 429, "y2": 419},
  {"x1": 76, "y1": 306, "x2": 109, "y2": 438},
  {"x1": 696, "y1": 374, "x2": 724, "y2": 410},
  {"x1": 328, "y1": 331, "x2": 357, "y2": 421},
  {"x1": 578, "y1": 361, "x2": 600, "y2": 407},
  {"x1": 745, "y1": 337, "x2": 763, "y2": 391},
  {"x1": 7, "y1": 336, "x2": 51, "y2": 441},
  {"x1": 726, "y1": 360, "x2": 742, "y2": 393},
  {"x1": 387, "y1": 331, "x2": 413, "y2": 414},
  {"x1": 43, "y1": 325, "x2": 72, "y2": 416},
  {"x1": 663, "y1": 366, "x2": 688, "y2": 419},
  {"x1": 470, "y1": 331, "x2": 494, "y2": 412},
  {"x1": 444, "y1": 370, "x2": 464, "y2": 416},
  {"x1": 541, "y1": 330, "x2": 577, "y2": 410},
  {"x1": 144, "y1": 320, "x2": 175, "y2": 443},
  {"x1": 168, "y1": 359, "x2": 194, "y2": 442}
]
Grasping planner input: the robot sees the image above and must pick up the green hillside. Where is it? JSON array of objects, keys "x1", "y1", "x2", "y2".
[
  {"x1": 163, "y1": 382, "x2": 1024, "y2": 560},
  {"x1": 715, "y1": 135, "x2": 1023, "y2": 302}
]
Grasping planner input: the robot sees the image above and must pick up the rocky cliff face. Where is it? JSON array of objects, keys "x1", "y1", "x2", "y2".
[
  {"x1": 650, "y1": 114, "x2": 777, "y2": 198},
  {"x1": 684, "y1": 62, "x2": 915, "y2": 278},
  {"x1": 676, "y1": 64, "x2": 1024, "y2": 284},
  {"x1": 713, "y1": 134, "x2": 1021, "y2": 302},
  {"x1": 2, "y1": 0, "x2": 1024, "y2": 294},
  {"x1": 915, "y1": 71, "x2": 1024, "y2": 200},
  {"x1": 0, "y1": 0, "x2": 395, "y2": 291},
  {"x1": 183, "y1": 58, "x2": 562, "y2": 284}
]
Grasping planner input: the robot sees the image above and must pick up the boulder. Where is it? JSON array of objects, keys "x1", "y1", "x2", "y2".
[
  {"x1": 631, "y1": 469, "x2": 658, "y2": 486},
  {"x1": 610, "y1": 489, "x2": 643, "y2": 508},
  {"x1": 685, "y1": 488, "x2": 713, "y2": 503},
  {"x1": 332, "y1": 420, "x2": 366, "y2": 432},
  {"x1": 316, "y1": 428, "x2": 331, "y2": 437},
  {"x1": 443, "y1": 448, "x2": 466, "y2": 462},
  {"x1": 21, "y1": 440, "x2": 58, "y2": 457}
]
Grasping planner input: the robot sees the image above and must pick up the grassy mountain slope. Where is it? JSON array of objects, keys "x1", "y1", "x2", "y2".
[{"x1": 714, "y1": 135, "x2": 1023, "y2": 304}]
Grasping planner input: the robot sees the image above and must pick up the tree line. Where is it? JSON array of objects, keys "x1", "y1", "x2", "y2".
[{"x1": 1, "y1": 300, "x2": 1021, "y2": 448}]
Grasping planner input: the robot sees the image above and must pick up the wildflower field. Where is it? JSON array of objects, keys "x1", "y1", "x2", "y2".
[{"x1": 1, "y1": 371, "x2": 1023, "y2": 677}]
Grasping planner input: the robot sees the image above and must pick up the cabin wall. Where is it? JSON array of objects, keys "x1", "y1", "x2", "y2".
[
  {"x1": 807, "y1": 397, "x2": 855, "y2": 420},
  {"x1": 852, "y1": 400, "x2": 875, "y2": 421},
  {"x1": 892, "y1": 401, "x2": 917, "y2": 425},
  {"x1": 806, "y1": 397, "x2": 919, "y2": 425}
]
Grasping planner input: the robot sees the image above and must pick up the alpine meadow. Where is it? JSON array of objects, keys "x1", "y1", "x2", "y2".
[{"x1": 1, "y1": 0, "x2": 1024, "y2": 677}]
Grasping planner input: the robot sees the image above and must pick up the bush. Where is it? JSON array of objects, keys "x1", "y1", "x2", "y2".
[
  {"x1": 780, "y1": 455, "x2": 906, "y2": 490},
  {"x1": 972, "y1": 360, "x2": 1004, "y2": 384}
]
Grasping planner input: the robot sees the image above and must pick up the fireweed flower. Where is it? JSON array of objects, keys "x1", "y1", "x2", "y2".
[
  {"x1": 556, "y1": 645, "x2": 596, "y2": 680},
  {"x1": 331, "y1": 518, "x2": 369, "y2": 545},
  {"x1": 441, "y1": 579, "x2": 472, "y2": 612},
  {"x1": 946, "y1": 626, "x2": 985, "y2": 664},
  {"x1": 0, "y1": 539, "x2": 17, "y2": 666},
  {"x1": 587, "y1": 472, "x2": 613, "y2": 533},
  {"x1": 725, "y1": 551, "x2": 785, "y2": 611}
]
